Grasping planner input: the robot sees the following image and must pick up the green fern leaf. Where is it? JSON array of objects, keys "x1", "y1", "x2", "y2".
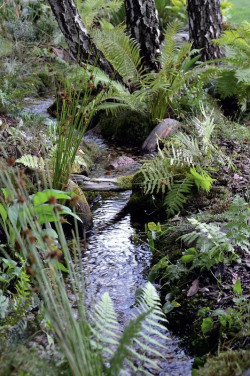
[
  {"x1": 164, "y1": 177, "x2": 194, "y2": 216},
  {"x1": 16, "y1": 154, "x2": 45, "y2": 170},
  {"x1": 80, "y1": 0, "x2": 123, "y2": 29},
  {"x1": 187, "y1": 167, "x2": 216, "y2": 192},
  {"x1": 93, "y1": 26, "x2": 143, "y2": 85},
  {"x1": 91, "y1": 292, "x2": 121, "y2": 356}
]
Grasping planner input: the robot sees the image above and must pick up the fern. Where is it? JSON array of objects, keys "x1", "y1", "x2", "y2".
[
  {"x1": 92, "y1": 26, "x2": 143, "y2": 85},
  {"x1": 213, "y1": 22, "x2": 250, "y2": 111},
  {"x1": 164, "y1": 176, "x2": 194, "y2": 216},
  {"x1": 90, "y1": 292, "x2": 121, "y2": 356},
  {"x1": 224, "y1": 196, "x2": 250, "y2": 253},
  {"x1": 16, "y1": 154, "x2": 45, "y2": 170},
  {"x1": 181, "y1": 218, "x2": 236, "y2": 269},
  {"x1": 140, "y1": 151, "x2": 175, "y2": 195},
  {"x1": 109, "y1": 282, "x2": 168, "y2": 375},
  {"x1": 13, "y1": 262, "x2": 31, "y2": 315},
  {"x1": 79, "y1": 0, "x2": 123, "y2": 30},
  {"x1": 160, "y1": 20, "x2": 184, "y2": 69},
  {"x1": 187, "y1": 167, "x2": 216, "y2": 192}
]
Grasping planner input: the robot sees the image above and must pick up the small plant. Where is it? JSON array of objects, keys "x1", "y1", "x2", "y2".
[
  {"x1": 140, "y1": 106, "x2": 223, "y2": 216},
  {"x1": 213, "y1": 22, "x2": 250, "y2": 112},
  {"x1": 148, "y1": 195, "x2": 249, "y2": 283},
  {"x1": 198, "y1": 279, "x2": 249, "y2": 343}
]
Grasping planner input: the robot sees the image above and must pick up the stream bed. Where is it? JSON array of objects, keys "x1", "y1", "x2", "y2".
[{"x1": 25, "y1": 98, "x2": 193, "y2": 376}]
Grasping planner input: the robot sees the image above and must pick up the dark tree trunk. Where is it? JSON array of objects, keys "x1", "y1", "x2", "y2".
[
  {"x1": 47, "y1": 0, "x2": 120, "y2": 78},
  {"x1": 187, "y1": 0, "x2": 224, "y2": 61},
  {"x1": 124, "y1": 0, "x2": 161, "y2": 71}
]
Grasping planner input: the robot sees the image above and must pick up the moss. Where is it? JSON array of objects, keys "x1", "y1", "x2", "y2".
[
  {"x1": 131, "y1": 171, "x2": 145, "y2": 191},
  {"x1": 117, "y1": 174, "x2": 135, "y2": 189},
  {"x1": 197, "y1": 350, "x2": 250, "y2": 376},
  {"x1": 99, "y1": 110, "x2": 153, "y2": 147}
]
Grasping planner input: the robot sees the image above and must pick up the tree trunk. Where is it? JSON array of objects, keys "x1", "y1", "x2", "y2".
[
  {"x1": 124, "y1": 0, "x2": 161, "y2": 71},
  {"x1": 47, "y1": 0, "x2": 119, "y2": 78},
  {"x1": 187, "y1": 0, "x2": 224, "y2": 61}
]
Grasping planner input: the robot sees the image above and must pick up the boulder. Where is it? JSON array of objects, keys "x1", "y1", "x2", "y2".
[
  {"x1": 142, "y1": 118, "x2": 181, "y2": 153},
  {"x1": 109, "y1": 156, "x2": 136, "y2": 170}
]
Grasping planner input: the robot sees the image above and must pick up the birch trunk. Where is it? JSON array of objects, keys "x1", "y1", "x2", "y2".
[
  {"x1": 124, "y1": 0, "x2": 161, "y2": 71},
  {"x1": 187, "y1": 0, "x2": 224, "y2": 61},
  {"x1": 47, "y1": 0, "x2": 118, "y2": 77}
]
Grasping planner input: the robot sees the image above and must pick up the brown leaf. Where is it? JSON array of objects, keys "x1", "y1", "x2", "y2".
[{"x1": 187, "y1": 279, "x2": 199, "y2": 297}]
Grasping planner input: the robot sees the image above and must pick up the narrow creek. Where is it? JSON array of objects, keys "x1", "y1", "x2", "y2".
[{"x1": 25, "y1": 98, "x2": 193, "y2": 376}]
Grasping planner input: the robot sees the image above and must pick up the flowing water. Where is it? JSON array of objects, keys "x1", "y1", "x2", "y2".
[{"x1": 25, "y1": 98, "x2": 193, "y2": 376}]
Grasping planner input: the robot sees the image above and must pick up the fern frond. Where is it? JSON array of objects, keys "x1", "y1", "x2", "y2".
[
  {"x1": 160, "y1": 20, "x2": 184, "y2": 68},
  {"x1": 80, "y1": 0, "x2": 123, "y2": 29},
  {"x1": 141, "y1": 153, "x2": 174, "y2": 195},
  {"x1": 172, "y1": 132, "x2": 202, "y2": 162},
  {"x1": 164, "y1": 177, "x2": 194, "y2": 216},
  {"x1": 109, "y1": 283, "x2": 168, "y2": 375},
  {"x1": 91, "y1": 292, "x2": 121, "y2": 357},
  {"x1": 92, "y1": 26, "x2": 143, "y2": 85},
  {"x1": 16, "y1": 154, "x2": 45, "y2": 170},
  {"x1": 187, "y1": 167, "x2": 216, "y2": 192}
]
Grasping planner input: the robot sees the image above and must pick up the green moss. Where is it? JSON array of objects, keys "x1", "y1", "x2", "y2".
[
  {"x1": 117, "y1": 174, "x2": 135, "y2": 189},
  {"x1": 131, "y1": 171, "x2": 145, "y2": 191},
  {"x1": 99, "y1": 110, "x2": 153, "y2": 147},
  {"x1": 197, "y1": 350, "x2": 250, "y2": 376}
]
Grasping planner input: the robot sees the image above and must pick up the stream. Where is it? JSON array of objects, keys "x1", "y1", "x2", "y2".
[{"x1": 25, "y1": 98, "x2": 193, "y2": 376}]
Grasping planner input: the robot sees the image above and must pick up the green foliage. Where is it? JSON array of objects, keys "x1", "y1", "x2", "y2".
[
  {"x1": 213, "y1": 22, "x2": 250, "y2": 111},
  {"x1": 180, "y1": 218, "x2": 237, "y2": 269},
  {"x1": 16, "y1": 154, "x2": 45, "y2": 170},
  {"x1": 0, "y1": 343, "x2": 66, "y2": 376},
  {"x1": 224, "y1": 195, "x2": 250, "y2": 252},
  {"x1": 187, "y1": 167, "x2": 216, "y2": 192},
  {"x1": 93, "y1": 25, "x2": 143, "y2": 85},
  {"x1": 0, "y1": 166, "x2": 169, "y2": 376},
  {"x1": 197, "y1": 280, "x2": 249, "y2": 344},
  {"x1": 201, "y1": 317, "x2": 214, "y2": 334},
  {"x1": 141, "y1": 106, "x2": 222, "y2": 216},
  {"x1": 85, "y1": 22, "x2": 216, "y2": 123},
  {"x1": 150, "y1": 196, "x2": 249, "y2": 287},
  {"x1": 164, "y1": 176, "x2": 194, "y2": 216},
  {"x1": 78, "y1": 0, "x2": 123, "y2": 30},
  {"x1": 0, "y1": 186, "x2": 82, "y2": 243}
]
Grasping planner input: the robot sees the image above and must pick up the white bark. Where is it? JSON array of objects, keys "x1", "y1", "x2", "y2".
[{"x1": 187, "y1": 0, "x2": 224, "y2": 61}]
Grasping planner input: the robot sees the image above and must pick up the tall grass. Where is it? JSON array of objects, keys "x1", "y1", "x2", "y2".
[
  {"x1": 52, "y1": 74, "x2": 95, "y2": 190},
  {"x1": 0, "y1": 165, "x2": 169, "y2": 375}
]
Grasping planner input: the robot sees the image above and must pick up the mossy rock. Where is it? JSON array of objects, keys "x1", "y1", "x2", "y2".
[
  {"x1": 117, "y1": 174, "x2": 135, "y2": 190},
  {"x1": 68, "y1": 180, "x2": 93, "y2": 231},
  {"x1": 99, "y1": 110, "x2": 153, "y2": 147},
  {"x1": 197, "y1": 350, "x2": 250, "y2": 376}
]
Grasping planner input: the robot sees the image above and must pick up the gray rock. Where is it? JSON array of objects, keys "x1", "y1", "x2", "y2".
[
  {"x1": 142, "y1": 118, "x2": 181, "y2": 153},
  {"x1": 109, "y1": 156, "x2": 135, "y2": 170}
]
